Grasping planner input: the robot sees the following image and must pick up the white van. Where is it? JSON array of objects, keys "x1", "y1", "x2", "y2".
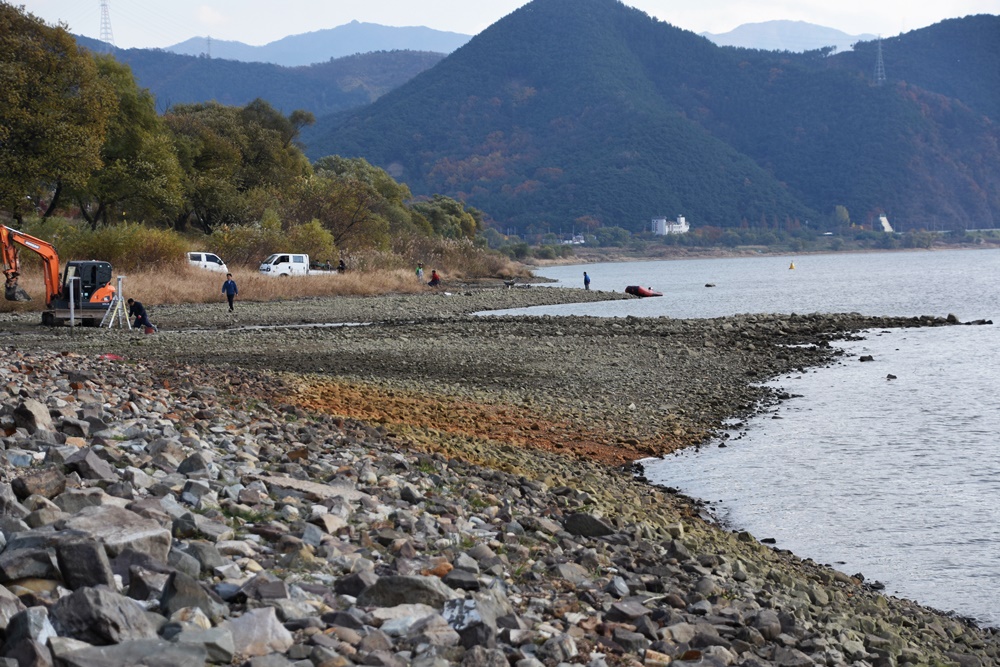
[{"x1": 187, "y1": 252, "x2": 229, "y2": 273}]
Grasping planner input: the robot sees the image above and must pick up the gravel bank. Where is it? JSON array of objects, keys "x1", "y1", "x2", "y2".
[{"x1": 0, "y1": 288, "x2": 996, "y2": 666}]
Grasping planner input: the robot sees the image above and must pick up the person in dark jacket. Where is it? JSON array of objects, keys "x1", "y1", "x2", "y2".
[
  {"x1": 222, "y1": 273, "x2": 238, "y2": 311},
  {"x1": 126, "y1": 298, "x2": 155, "y2": 331},
  {"x1": 583, "y1": 272, "x2": 591, "y2": 290}
]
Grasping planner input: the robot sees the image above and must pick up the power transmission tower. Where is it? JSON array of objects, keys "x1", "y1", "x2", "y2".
[
  {"x1": 99, "y1": 0, "x2": 115, "y2": 49},
  {"x1": 874, "y1": 37, "x2": 886, "y2": 86}
]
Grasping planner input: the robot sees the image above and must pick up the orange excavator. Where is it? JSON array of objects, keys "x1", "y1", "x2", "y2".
[{"x1": 1, "y1": 225, "x2": 116, "y2": 326}]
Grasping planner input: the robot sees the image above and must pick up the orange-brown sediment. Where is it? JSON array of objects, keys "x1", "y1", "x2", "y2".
[{"x1": 290, "y1": 377, "x2": 692, "y2": 466}]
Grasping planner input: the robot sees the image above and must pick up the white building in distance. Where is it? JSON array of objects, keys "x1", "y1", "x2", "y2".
[
  {"x1": 651, "y1": 215, "x2": 690, "y2": 235},
  {"x1": 878, "y1": 214, "x2": 893, "y2": 232}
]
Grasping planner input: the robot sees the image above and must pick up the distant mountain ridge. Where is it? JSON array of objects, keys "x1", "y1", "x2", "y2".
[
  {"x1": 75, "y1": 34, "x2": 445, "y2": 116},
  {"x1": 302, "y1": 1, "x2": 1000, "y2": 233},
  {"x1": 701, "y1": 20, "x2": 876, "y2": 53},
  {"x1": 165, "y1": 20, "x2": 472, "y2": 67}
]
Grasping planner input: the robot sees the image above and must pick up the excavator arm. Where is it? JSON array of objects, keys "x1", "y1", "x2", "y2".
[{"x1": 1, "y1": 225, "x2": 62, "y2": 305}]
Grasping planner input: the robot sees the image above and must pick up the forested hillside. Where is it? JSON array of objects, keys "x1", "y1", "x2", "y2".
[
  {"x1": 826, "y1": 15, "x2": 1000, "y2": 122},
  {"x1": 302, "y1": 0, "x2": 1000, "y2": 234},
  {"x1": 74, "y1": 35, "x2": 445, "y2": 117}
]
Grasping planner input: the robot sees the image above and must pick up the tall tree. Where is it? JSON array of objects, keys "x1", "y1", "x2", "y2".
[
  {"x1": 312, "y1": 156, "x2": 423, "y2": 237},
  {"x1": 71, "y1": 54, "x2": 184, "y2": 228},
  {"x1": 411, "y1": 195, "x2": 481, "y2": 239},
  {"x1": 283, "y1": 173, "x2": 390, "y2": 250},
  {"x1": 164, "y1": 100, "x2": 312, "y2": 233},
  {"x1": 0, "y1": 4, "x2": 114, "y2": 221}
]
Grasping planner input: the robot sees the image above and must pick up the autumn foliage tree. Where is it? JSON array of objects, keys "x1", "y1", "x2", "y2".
[
  {"x1": 0, "y1": 5, "x2": 114, "y2": 222},
  {"x1": 163, "y1": 99, "x2": 313, "y2": 233},
  {"x1": 70, "y1": 55, "x2": 184, "y2": 228}
]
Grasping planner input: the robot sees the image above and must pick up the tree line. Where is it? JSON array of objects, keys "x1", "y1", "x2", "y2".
[{"x1": 0, "y1": 4, "x2": 480, "y2": 260}]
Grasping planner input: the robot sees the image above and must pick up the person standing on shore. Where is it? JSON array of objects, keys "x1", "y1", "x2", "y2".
[
  {"x1": 583, "y1": 272, "x2": 591, "y2": 290},
  {"x1": 222, "y1": 273, "x2": 238, "y2": 312},
  {"x1": 416, "y1": 263, "x2": 424, "y2": 281}
]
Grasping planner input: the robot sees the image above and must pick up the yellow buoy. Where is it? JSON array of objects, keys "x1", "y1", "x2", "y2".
[{"x1": 789, "y1": 262, "x2": 795, "y2": 270}]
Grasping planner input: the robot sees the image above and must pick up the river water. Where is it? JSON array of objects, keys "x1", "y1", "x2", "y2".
[{"x1": 494, "y1": 248, "x2": 1000, "y2": 627}]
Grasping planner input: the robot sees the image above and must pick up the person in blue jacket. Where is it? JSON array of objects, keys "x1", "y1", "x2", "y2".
[
  {"x1": 583, "y1": 271, "x2": 591, "y2": 290},
  {"x1": 222, "y1": 273, "x2": 238, "y2": 312}
]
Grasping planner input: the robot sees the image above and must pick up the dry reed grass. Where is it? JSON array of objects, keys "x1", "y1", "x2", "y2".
[{"x1": 0, "y1": 265, "x2": 442, "y2": 312}]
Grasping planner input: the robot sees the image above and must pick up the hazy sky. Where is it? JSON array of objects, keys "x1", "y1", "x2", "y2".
[{"x1": 19, "y1": 0, "x2": 999, "y2": 50}]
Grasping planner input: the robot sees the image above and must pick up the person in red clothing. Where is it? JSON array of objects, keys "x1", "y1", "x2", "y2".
[{"x1": 427, "y1": 270, "x2": 441, "y2": 287}]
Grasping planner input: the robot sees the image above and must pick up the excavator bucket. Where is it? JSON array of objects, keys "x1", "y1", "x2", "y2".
[{"x1": 4, "y1": 284, "x2": 31, "y2": 302}]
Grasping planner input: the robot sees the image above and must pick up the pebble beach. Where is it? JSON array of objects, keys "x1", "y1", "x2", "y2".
[{"x1": 0, "y1": 284, "x2": 995, "y2": 667}]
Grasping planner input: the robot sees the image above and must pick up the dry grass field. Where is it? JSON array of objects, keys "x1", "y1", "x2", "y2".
[{"x1": 0, "y1": 265, "x2": 454, "y2": 313}]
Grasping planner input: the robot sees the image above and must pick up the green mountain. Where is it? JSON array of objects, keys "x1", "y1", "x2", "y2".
[
  {"x1": 302, "y1": 0, "x2": 1000, "y2": 233},
  {"x1": 75, "y1": 35, "x2": 445, "y2": 117}
]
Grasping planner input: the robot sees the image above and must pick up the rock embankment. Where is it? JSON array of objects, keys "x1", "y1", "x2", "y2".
[{"x1": 0, "y1": 347, "x2": 995, "y2": 667}]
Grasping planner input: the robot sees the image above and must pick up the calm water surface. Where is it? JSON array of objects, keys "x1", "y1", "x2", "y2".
[
  {"x1": 501, "y1": 249, "x2": 1000, "y2": 320},
  {"x1": 494, "y1": 249, "x2": 1000, "y2": 626}
]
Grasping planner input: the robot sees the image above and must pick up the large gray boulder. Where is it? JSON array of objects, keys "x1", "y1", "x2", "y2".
[
  {"x1": 13, "y1": 398, "x2": 52, "y2": 433},
  {"x1": 57, "y1": 639, "x2": 206, "y2": 667},
  {"x1": 50, "y1": 588, "x2": 158, "y2": 645},
  {"x1": 356, "y1": 575, "x2": 462, "y2": 608},
  {"x1": 56, "y1": 505, "x2": 171, "y2": 562}
]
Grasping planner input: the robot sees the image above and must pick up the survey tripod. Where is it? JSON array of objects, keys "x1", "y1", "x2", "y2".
[{"x1": 100, "y1": 276, "x2": 131, "y2": 330}]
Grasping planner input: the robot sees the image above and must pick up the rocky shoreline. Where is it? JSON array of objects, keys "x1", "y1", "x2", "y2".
[{"x1": 0, "y1": 287, "x2": 996, "y2": 666}]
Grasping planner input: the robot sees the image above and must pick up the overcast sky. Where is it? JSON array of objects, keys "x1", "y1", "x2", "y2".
[{"x1": 19, "y1": 0, "x2": 999, "y2": 50}]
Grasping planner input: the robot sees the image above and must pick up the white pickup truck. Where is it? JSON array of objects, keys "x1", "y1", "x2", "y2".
[{"x1": 258, "y1": 253, "x2": 337, "y2": 276}]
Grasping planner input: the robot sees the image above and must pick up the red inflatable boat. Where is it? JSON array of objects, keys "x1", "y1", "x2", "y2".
[{"x1": 625, "y1": 285, "x2": 663, "y2": 297}]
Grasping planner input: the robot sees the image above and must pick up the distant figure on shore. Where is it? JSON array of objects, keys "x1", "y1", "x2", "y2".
[
  {"x1": 221, "y1": 273, "x2": 238, "y2": 312},
  {"x1": 338, "y1": 259, "x2": 346, "y2": 273},
  {"x1": 428, "y1": 270, "x2": 441, "y2": 287},
  {"x1": 416, "y1": 263, "x2": 424, "y2": 281},
  {"x1": 583, "y1": 272, "x2": 591, "y2": 290}
]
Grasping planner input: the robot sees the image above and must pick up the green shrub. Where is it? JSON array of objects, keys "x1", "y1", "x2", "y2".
[
  {"x1": 286, "y1": 220, "x2": 337, "y2": 265},
  {"x1": 212, "y1": 214, "x2": 337, "y2": 268},
  {"x1": 15, "y1": 218, "x2": 187, "y2": 272}
]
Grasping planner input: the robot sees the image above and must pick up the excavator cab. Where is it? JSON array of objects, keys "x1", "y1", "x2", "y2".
[{"x1": 60, "y1": 261, "x2": 113, "y2": 304}]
